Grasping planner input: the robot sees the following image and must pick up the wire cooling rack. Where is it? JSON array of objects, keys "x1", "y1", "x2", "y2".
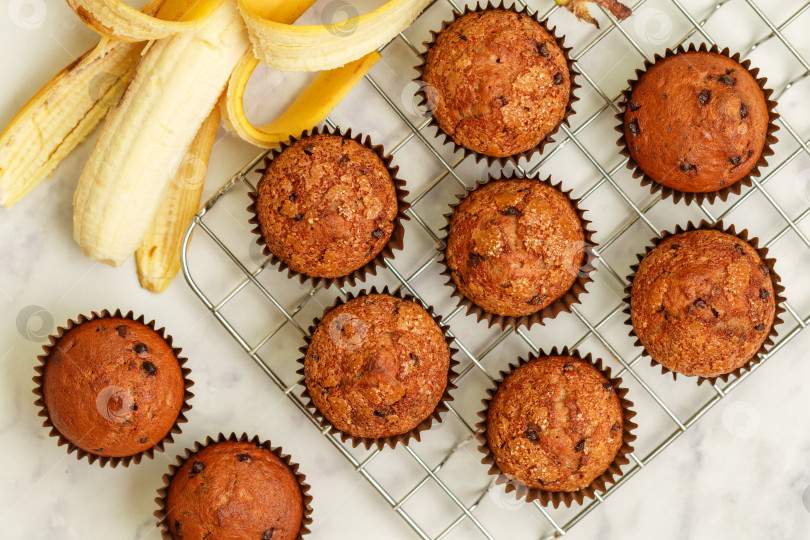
[{"x1": 180, "y1": 0, "x2": 810, "y2": 537}]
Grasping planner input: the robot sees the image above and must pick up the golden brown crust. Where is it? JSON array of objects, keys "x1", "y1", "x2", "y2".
[
  {"x1": 446, "y1": 179, "x2": 584, "y2": 318},
  {"x1": 41, "y1": 317, "x2": 185, "y2": 458},
  {"x1": 423, "y1": 9, "x2": 571, "y2": 158},
  {"x1": 631, "y1": 230, "x2": 776, "y2": 377},
  {"x1": 166, "y1": 441, "x2": 303, "y2": 540},
  {"x1": 304, "y1": 294, "x2": 451, "y2": 439},
  {"x1": 486, "y1": 356, "x2": 624, "y2": 492},
  {"x1": 255, "y1": 133, "x2": 398, "y2": 279},
  {"x1": 624, "y1": 51, "x2": 769, "y2": 193}
]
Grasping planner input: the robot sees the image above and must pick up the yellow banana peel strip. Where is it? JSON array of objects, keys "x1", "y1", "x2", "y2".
[
  {"x1": 136, "y1": 107, "x2": 220, "y2": 293},
  {"x1": 221, "y1": 51, "x2": 381, "y2": 147}
]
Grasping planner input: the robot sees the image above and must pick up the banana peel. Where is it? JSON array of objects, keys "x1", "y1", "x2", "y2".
[{"x1": 555, "y1": 0, "x2": 633, "y2": 28}]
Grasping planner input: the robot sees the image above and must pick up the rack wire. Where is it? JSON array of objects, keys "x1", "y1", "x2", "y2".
[{"x1": 180, "y1": 0, "x2": 810, "y2": 537}]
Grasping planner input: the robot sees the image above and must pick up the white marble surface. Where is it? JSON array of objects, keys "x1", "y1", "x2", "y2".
[{"x1": 3, "y1": 0, "x2": 810, "y2": 539}]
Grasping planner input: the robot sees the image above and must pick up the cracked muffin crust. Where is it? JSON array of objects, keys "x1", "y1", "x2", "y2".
[
  {"x1": 166, "y1": 441, "x2": 304, "y2": 540},
  {"x1": 623, "y1": 51, "x2": 769, "y2": 193},
  {"x1": 486, "y1": 356, "x2": 624, "y2": 492},
  {"x1": 41, "y1": 317, "x2": 185, "y2": 458},
  {"x1": 630, "y1": 229, "x2": 776, "y2": 377},
  {"x1": 422, "y1": 8, "x2": 571, "y2": 158},
  {"x1": 445, "y1": 178, "x2": 585, "y2": 318},
  {"x1": 255, "y1": 133, "x2": 398, "y2": 279},
  {"x1": 304, "y1": 294, "x2": 451, "y2": 440}
]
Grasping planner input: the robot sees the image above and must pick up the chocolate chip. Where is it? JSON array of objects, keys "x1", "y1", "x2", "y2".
[
  {"x1": 174, "y1": 520, "x2": 183, "y2": 538},
  {"x1": 760, "y1": 264, "x2": 769, "y2": 276},
  {"x1": 553, "y1": 73, "x2": 564, "y2": 85},
  {"x1": 139, "y1": 437, "x2": 148, "y2": 444},
  {"x1": 602, "y1": 382, "x2": 613, "y2": 394},
  {"x1": 142, "y1": 361, "x2": 157, "y2": 376},
  {"x1": 563, "y1": 362, "x2": 574, "y2": 372},
  {"x1": 671, "y1": 244, "x2": 680, "y2": 250},
  {"x1": 680, "y1": 162, "x2": 697, "y2": 173},
  {"x1": 536, "y1": 42, "x2": 549, "y2": 58},
  {"x1": 115, "y1": 324, "x2": 128, "y2": 338},
  {"x1": 611, "y1": 423, "x2": 621, "y2": 432},
  {"x1": 497, "y1": 95, "x2": 507, "y2": 106},
  {"x1": 754, "y1": 323, "x2": 765, "y2": 331},
  {"x1": 740, "y1": 103, "x2": 749, "y2": 119},
  {"x1": 735, "y1": 244, "x2": 744, "y2": 253},
  {"x1": 338, "y1": 154, "x2": 349, "y2": 164},
  {"x1": 628, "y1": 101, "x2": 642, "y2": 111},
  {"x1": 498, "y1": 205, "x2": 521, "y2": 217},
  {"x1": 458, "y1": 34, "x2": 467, "y2": 41},
  {"x1": 96, "y1": 326, "x2": 105, "y2": 332},
  {"x1": 575, "y1": 439, "x2": 585, "y2": 452},
  {"x1": 289, "y1": 193, "x2": 296, "y2": 202},
  {"x1": 468, "y1": 253, "x2": 482, "y2": 267},
  {"x1": 261, "y1": 530, "x2": 275, "y2": 540},
  {"x1": 538, "y1": 479, "x2": 551, "y2": 486},
  {"x1": 495, "y1": 56, "x2": 501, "y2": 64},
  {"x1": 719, "y1": 73, "x2": 736, "y2": 86},
  {"x1": 759, "y1": 288, "x2": 770, "y2": 299},
  {"x1": 693, "y1": 298, "x2": 707, "y2": 308},
  {"x1": 711, "y1": 307, "x2": 719, "y2": 318},
  {"x1": 130, "y1": 404, "x2": 138, "y2": 411},
  {"x1": 372, "y1": 228, "x2": 385, "y2": 239},
  {"x1": 698, "y1": 89, "x2": 711, "y2": 105},
  {"x1": 134, "y1": 343, "x2": 148, "y2": 354},
  {"x1": 190, "y1": 461, "x2": 205, "y2": 476},
  {"x1": 311, "y1": 353, "x2": 319, "y2": 361},
  {"x1": 529, "y1": 294, "x2": 546, "y2": 305},
  {"x1": 373, "y1": 409, "x2": 388, "y2": 418},
  {"x1": 94, "y1": 447, "x2": 103, "y2": 452},
  {"x1": 656, "y1": 305, "x2": 665, "y2": 313},
  {"x1": 628, "y1": 118, "x2": 640, "y2": 136},
  {"x1": 303, "y1": 144, "x2": 315, "y2": 155},
  {"x1": 526, "y1": 428, "x2": 539, "y2": 441},
  {"x1": 410, "y1": 353, "x2": 420, "y2": 366},
  {"x1": 729, "y1": 155, "x2": 742, "y2": 166},
  {"x1": 293, "y1": 213, "x2": 304, "y2": 222},
  {"x1": 236, "y1": 453, "x2": 252, "y2": 462}
]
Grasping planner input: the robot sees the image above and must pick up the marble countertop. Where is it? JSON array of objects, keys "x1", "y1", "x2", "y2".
[{"x1": 3, "y1": 0, "x2": 810, "y2": 539}]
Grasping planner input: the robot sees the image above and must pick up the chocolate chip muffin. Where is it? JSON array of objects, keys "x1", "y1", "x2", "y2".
[
  {"x1": 41, "y1": 317, "x2": 186, "y2": 458},
  {"x1": 166, "y1": 440, "x2": 304, "y2": 540},
  {"x1": 445, "y1": 178, "x2": 585, "y2": 318},
  {"x1": 485, "y1": 355, "x2": 624, "y2": 492},
  {"x1": 254, "y1": 132, "x2": 398, "y2": 279},
  {"x1": 630, "y1": 229, "x2": 776, "y2": 377},
  {"x1": 623, "y1": 50, "x2": 770, "y2": 193},
  {"x1": 422, "y1": 8, "x2": 572, "y2": 158},
  {"x1": 304, "y1": 293, "x2": 451, "y2": 440}
]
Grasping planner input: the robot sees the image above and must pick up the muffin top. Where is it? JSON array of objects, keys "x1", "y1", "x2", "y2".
[
  {"x1": 446, "y1": 178, "x2": 585, "y2": 318},
  {"x1": 255, "y1": 133, "x2": 398, "y2": 279},
  {"x1": 422, "y1": 9, "x2": 571, "y2": 158},
  {"x1": 624, "y1": 51, "x2": 769, "y2": 193},
  {"x1": 305, "y1": 294, "x2": 451, "y2": 439},
  {"x1": 42, "y1": 317, "x2": 185, "y2": 458},
  {"x1": 166, "y1": 440, "x2": 304, "y2": 540},
  {"x1": 486, "y1": 356, "x2": 624, "y2": 492},
  {"x1": 631, "y1": 229, "x2": 776, "y2": 377}
]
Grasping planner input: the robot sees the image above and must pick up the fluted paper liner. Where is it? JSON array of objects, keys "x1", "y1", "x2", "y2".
[
  {"x1": 247, "y1": 125, "x2": 410, "y2": 289},
  {"x1": 616, "y1": 43, "x2": 780, "y2": 205},
  {"x1": 439, "y1": 174, "x2": 597, "y2": 330},
  {"x1": 475, "y1": 347, "x2": 637, "y2": 508},
  {"x1": 297, "y1": 286, "x2": 459, "y2": 450},
  {"x1": 623, "y1": 220, "x2": 786, "y2": 385},
  {"x1": 154, "y1": 432, "x2": 313, "y2": 539},
  {"x1": 32, "y1": 309, "x2": 194, "y2": 467},
  {"x1": 414, "y1": 1, "x2": 580, "y2": 166}
]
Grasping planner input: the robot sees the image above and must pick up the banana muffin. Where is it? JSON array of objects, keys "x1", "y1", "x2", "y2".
[
  {"x1": 445, "y1": 178, "x2": 585, "y2": 318},
  {"x1": 254, "y1": 132, "x2": 398, "y2": 279},
  {"x1": 623, "y1": 50, "x2": 769, "y2": 193},
  {"x1": 165, "y1": 440, "x2": 304, "y2": 540},
  {"x1": 41, "y1": 317, "x2": 186, "y2": 458},
  {"x1": 304, "y1": 293, "x2": 451, "y2": 440},
  {"x1": 422, "y1": 8, "x2": 572, "y2": 158},
  {"x1": 485, "y1": 355, "x2": 624, "y2": 492},
  {"x1": 630, "y1": 229, "x2": 776, "y2": 377}
]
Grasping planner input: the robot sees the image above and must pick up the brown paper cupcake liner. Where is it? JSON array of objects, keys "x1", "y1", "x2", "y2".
[
  {"x1": 154, "y1": 432, "x2": 313, "y2": 539},
  {"x1": 414, "y1": 1, "x2": 580, "y2": 167},
  {"x1": 439, "y1": 174, "x2": 598, "y2": 330},
  {"x1": 475, "y1": 347, "x2": 637, "y2": 508},
  {"x1": 623, "y1": 220, "x2": 786, "y2": 385},
  {"x1": 297, "y1": 286, "x2": 459, "y2": 450},
  {"x1": 615, "y1": 42, "x2": 780, "y2": 205},
  {"x1": 247, "y1": 125, "x2": 410, "y2": 289},
  {"x1": 32, "y1": 309, "x2": 194, "y2": 467}
]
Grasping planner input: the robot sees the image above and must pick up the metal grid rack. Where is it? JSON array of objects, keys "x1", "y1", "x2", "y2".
[{"x1": 180, "y1": 0, "x2": 810, "y2": 537}]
